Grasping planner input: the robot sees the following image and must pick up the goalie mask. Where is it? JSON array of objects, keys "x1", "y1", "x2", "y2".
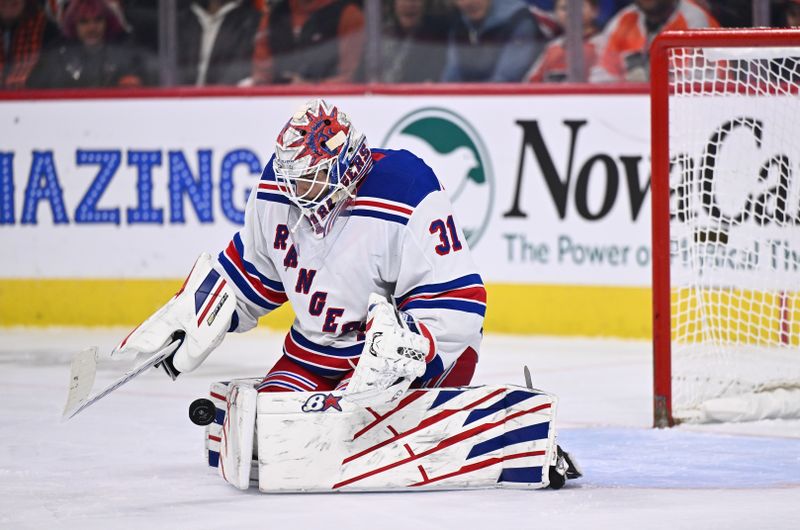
[{"x1": 273, "y1": 99, "x2": 372, "y2": 237}]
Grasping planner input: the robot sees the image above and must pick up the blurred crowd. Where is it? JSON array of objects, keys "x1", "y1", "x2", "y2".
[{"x1": 1, "y1": 0, "x2": 799, "y2": 89}]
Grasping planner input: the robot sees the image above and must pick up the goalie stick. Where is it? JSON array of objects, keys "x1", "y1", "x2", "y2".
[{"x1": 62, "y1": 337, "x2": 182, "y2": 420}]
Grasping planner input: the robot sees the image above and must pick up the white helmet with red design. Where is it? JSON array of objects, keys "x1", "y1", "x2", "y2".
[{"x1": 273, "y1": 99, "x2": 372, "y2": 237}]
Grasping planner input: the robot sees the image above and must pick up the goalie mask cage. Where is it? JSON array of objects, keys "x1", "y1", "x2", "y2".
[{"x1": 651, "y1": 29, "x2": 800, "y2": 427}]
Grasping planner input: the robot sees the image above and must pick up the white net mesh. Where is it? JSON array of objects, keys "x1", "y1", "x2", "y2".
[{"x1": 667, "y1": 43, "x2": 800, "y2": 422}]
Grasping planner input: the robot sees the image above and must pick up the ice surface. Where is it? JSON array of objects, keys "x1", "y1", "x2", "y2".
[{"x1": 1, "y1": 328, "x2": 799, "y2": 529}]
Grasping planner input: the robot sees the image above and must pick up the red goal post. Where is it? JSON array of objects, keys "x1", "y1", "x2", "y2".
[{"x1": 650, "y1": 29, "x2": 800, "y2": 428}]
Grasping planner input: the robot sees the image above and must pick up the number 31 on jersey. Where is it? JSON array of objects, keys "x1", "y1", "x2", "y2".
[{"x1": 429, "y1": 215, "x2": 463, "y2": 256}]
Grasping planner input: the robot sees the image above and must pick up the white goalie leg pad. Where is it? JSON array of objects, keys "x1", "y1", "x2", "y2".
[
  {"x1": 112, "y1": 253, "x2": 236, "y2": 374},
  {"x1": 217, "y1": 379, "x2": 260, "y2": 490},
  {"x1": 254, "y1": 385, "x2": 559, "y2": 492},
  {"x1": 344, "y1": 293, "x2": 429, "y2": 405}
]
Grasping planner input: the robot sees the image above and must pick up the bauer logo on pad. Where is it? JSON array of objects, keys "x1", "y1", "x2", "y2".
[{"x1": 302, "y1": 393, "x2": 343, "y2": 413}]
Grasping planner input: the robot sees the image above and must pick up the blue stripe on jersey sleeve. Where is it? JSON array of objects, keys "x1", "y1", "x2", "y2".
[
  {"x1": 350, "y1": 209, "x2": 409, "y2": 225},
  {"x1": 357, "y1": 149, "x2": 442, "y2": 208},
  {"x1": 218, "y1": 252, "x2": 281, "y2": 311},
  {"x1": 257, "y1": 192, "x2": 291, "y2": 205},
  {"x1": 401, "y1": 299, "x2": 486, "y2": 317},
  {"x1": 232, "y1": 233, "x2": 285, "y2": 292},
  {"x1": 395, "y1": 274, "x2": 484, "y2": 305},
  {"x1": 290, "y1": 328, "x2": 365, "y2": 357}
]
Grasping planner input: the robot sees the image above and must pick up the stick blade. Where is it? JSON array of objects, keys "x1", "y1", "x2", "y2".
[
  {"x1": 63, "y1": 347, "x2": 98, "y2": 420},
  {"x1": 523, "y1": 365, "x2": 533, "y2": 390}
]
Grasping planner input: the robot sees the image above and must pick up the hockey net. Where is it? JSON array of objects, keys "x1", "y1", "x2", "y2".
[{"x1": 651, "y1": 29, "x2": 800, "y2": 426}]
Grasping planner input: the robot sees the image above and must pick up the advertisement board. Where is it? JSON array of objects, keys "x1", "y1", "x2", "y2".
[{"x1": 0, "y1": 91, "x2": 654, "y2": 335}]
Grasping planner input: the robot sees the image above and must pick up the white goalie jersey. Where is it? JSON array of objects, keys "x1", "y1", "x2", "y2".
[{"x1": 214, "y1": 148, "x2": 486, "y2": 382}]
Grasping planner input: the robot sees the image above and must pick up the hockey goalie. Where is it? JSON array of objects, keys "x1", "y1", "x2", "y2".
[{"x1": 104, "y1": 99, "x2": 581, "y2": 492}]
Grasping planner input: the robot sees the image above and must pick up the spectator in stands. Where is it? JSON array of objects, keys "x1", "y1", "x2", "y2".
[
  {"x1": 177, "y1": 0, "x2": 261, "y2": 86},
  {"x1": 770, "y1": 0, "x2": 800, "y2": 82},
  {"x1": 528, "y1": 3, "x2": 561, "y2": 39},
  {"x1": 590, "y1": 0, "x2": 718, "y2": 82},
  {"x1": 704, "y1": 0, "x2": 750, "y2": 27},
  {"x1": 0, "y1": 0, "x2": 61, "y2": 89},
  {"x1": 381, "y1": 0, "x2": 448, "y2": 82},
  {"x1": 526, "y1": 0, "x2": 602, "y2": 82},
  {"x1": 44, "y1": 0, "x2": 68, "y2": 24},
  {"x1": 786, "y1": 0, "x2": 800, "y2": 26},
  {"x1": 121, "y1": 0, "x2": 156, "y2": 52},
  {"x1": 442, "y1": 0, "x2": 545, "y2": 82},
  {"x1": 29, "y1": 0, "x2": 143, "y2": 88},
  {"x1": 528, "y1": 0, "x2": 631, "y2": 26},
  {"x1": 251, "y1": 0, "x2": 365, "y2": 84}
]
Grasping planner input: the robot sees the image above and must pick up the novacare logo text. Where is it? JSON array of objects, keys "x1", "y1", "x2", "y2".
[{"x1": 504, "y1": 120, "x2": 650, "y2": 222}]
